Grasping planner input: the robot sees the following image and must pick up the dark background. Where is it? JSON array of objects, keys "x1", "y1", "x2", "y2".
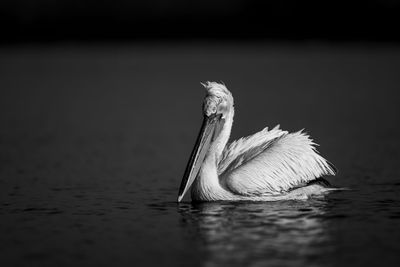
[{"x1": 1, "y1": 0, "x2": 400, "y2": 42}]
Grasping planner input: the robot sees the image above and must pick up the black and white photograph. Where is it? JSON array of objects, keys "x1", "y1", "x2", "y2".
[{"x1": 1, "y1": 1, "x2": 400, "y2": 266}]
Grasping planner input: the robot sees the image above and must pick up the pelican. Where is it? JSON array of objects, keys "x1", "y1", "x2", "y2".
[{"x1": 177, "y1": 82, "x2": 336, "y2": 202}]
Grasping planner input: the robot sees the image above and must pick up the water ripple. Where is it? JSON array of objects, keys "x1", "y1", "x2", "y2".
[{"x1": 178, "y1": 200, "x2": 333, "y2": 267}]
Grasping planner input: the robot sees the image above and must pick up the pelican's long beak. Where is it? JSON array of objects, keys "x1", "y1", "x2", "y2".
[{"x1": 177, "y1": 114, "x2": 221, "y2": 202}]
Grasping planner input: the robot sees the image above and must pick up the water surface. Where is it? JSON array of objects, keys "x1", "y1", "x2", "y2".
[{"x1": 0, "y1": 43, "x2": 399, "y2": 266}]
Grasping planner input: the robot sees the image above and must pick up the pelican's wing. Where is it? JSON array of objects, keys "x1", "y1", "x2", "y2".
[{"x1": 218, "y1": 125, "x2": 336, "y2": 196}]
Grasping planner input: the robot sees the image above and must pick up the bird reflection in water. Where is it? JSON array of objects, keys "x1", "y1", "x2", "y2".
[{"x1": 178, "y1": 200, "x2": 332, "y2": 267}]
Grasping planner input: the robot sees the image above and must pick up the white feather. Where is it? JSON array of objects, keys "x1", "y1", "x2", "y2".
[{"x1": 220, "y1": 128, "x2": 336, "y2": 196}]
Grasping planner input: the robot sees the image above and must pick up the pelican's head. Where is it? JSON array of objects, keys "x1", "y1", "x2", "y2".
[
  {"x1": 178, "y1": 82, "x2": 233, "y2": 202},
  {"x1": 202, "y1": 82, "x2": 234, "y2": 119}
]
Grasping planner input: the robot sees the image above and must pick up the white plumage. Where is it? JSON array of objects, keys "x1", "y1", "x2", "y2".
[{"x1": 178, "y1": 82, "x2": 336, "y2": 202}]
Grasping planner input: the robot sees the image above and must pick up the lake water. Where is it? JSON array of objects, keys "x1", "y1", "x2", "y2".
[{"x1": 0, "y1": 43, "x2": 399, "y2": 266}]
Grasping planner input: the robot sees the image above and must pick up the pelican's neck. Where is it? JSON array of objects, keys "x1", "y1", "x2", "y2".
[
  {"x1": 211, "y1": 108, "x2": 234, "y2": 162},
  {"x1": 191, "y1": 108, "x2": 234, "y2": 201}
]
